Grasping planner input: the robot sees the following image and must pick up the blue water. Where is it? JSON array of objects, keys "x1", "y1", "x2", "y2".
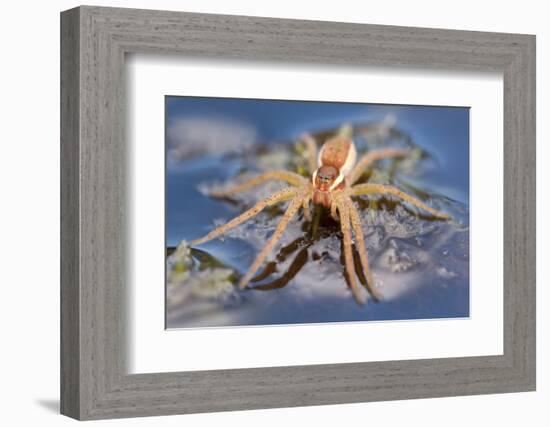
[{"x1": 165, "y1": 96, "x2": 469, "y2": 328}]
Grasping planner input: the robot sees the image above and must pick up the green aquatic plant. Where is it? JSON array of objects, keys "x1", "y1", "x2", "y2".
[{"x1": 167, "y1": 241, "x2": 238, "y2": 308}]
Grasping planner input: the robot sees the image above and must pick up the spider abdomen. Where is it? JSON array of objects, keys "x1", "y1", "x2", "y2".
[{"x1": 318, "y1": 136, "x2": 357, "y2": 176}]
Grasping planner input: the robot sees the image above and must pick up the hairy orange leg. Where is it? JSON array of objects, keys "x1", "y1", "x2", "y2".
[
  {"x1": 192, "y1": 187, "x2": 297, "y2": 246},
  {"x1": 346, "y1": 196, "x2": 382, "y2": 300},
  {"x1": 239, "y1": 196, "x2": 303, "y2": 288},
  {"x1": 351, "y1": 183, "x2": 450, "y2": 219},
  {"x1": 302, "y1": 194, "x2": 312, "y2": 221},
  {"x1": 299, "y1": 133, "x2": 319, "y2": 174},
  {"x1": 335, "y1": 195, "x2": 367, "y2": 305},
  {"x1": 348, "y1": 148, "x2": 410, "y2": 185},
  {"x1": 209, "y1": 170, "x2": 306, "y2": 197},
  {"x1": 330, "y1": 202, "x2": 339, "y2": 221}
]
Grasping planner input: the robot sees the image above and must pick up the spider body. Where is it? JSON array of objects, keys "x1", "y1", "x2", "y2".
[
  {"x1": 192, "y1": 126, "x2": 450, "y2": 304},
  {"x1": 311, "y1": 137, "x2": 354, "y2": 208}
]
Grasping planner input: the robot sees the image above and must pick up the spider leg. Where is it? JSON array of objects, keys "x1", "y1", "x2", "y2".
[
  {"x1": 335, "y1": 196, "x2": 367, "y2": 305},
  {"x1": 299, "y1": 133, "x2": 319, "y2": 174},
  {"x1": 239, "y1": 196, "x2": 303, "y2": 288},
  {"x1": 192, "y1": 187, "x2": 297, "y2": 246},
  {"x1": 351, "y1": 183, "x2": 450, "y2": 219},
  {"x1": 209, "y1": 170, "x2": 306, "y2": 197},
  {"x1": 330, "y1": 202, "x2": 339, "y2": 221},
  {"x1": 348, "y1": 148, "x2": 410, "y2": 185},
  {"x1": 302, "y1": 194, "x2": 312, "y2": 222},
  {"x1": 346, "y1": 196, "x2": 382, "y2": 301}
]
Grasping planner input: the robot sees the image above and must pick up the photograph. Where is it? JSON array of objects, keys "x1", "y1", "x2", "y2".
[{"x1": 165, "y1": 96, "x2": 470, "y2": 328}]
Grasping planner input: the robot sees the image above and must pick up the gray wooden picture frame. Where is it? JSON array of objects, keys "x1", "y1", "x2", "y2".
[{"x1": 60, "y1": 5, "x2": 536, "y2": 421}]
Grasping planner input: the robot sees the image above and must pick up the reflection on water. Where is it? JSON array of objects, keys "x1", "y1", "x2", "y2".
[{"x1": 166, "y1": 98, "x2": 469, "y2": 328}]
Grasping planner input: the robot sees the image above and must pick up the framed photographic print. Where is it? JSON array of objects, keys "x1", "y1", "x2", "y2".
[{"x1": 61, "y1": 5, "x2": 536, "y2": 420}]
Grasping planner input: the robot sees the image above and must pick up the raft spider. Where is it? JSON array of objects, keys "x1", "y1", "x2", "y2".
[{"x1": 192, "y1": 125, "x2": 450, "y2": 304}]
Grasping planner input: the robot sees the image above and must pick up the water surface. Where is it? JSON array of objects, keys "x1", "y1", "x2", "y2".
[{"x1": 165, "y1": 96, "x2": 470, "y2": 328}]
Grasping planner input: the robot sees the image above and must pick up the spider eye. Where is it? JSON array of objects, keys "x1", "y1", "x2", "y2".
[{"x1": 316, "y1": 166, "x2": 338, "y2": 184}]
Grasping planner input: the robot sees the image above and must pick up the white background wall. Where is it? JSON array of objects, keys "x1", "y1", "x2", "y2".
[{"x1": 0, "y1": 0, "x2": 546, "y2": 425}]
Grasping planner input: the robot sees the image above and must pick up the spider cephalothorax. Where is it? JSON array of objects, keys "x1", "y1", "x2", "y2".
[
  {"x1": 312, "y1": 165, "x2": 340, "y2": 207},
  {"x1": 192, "y1": 125, "x2": 450, "y2": 304}
]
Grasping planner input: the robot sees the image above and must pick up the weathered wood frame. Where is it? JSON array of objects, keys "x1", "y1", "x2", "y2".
[{"x1": 60, "y1": 5, "x2": 536, "y2": 420}]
